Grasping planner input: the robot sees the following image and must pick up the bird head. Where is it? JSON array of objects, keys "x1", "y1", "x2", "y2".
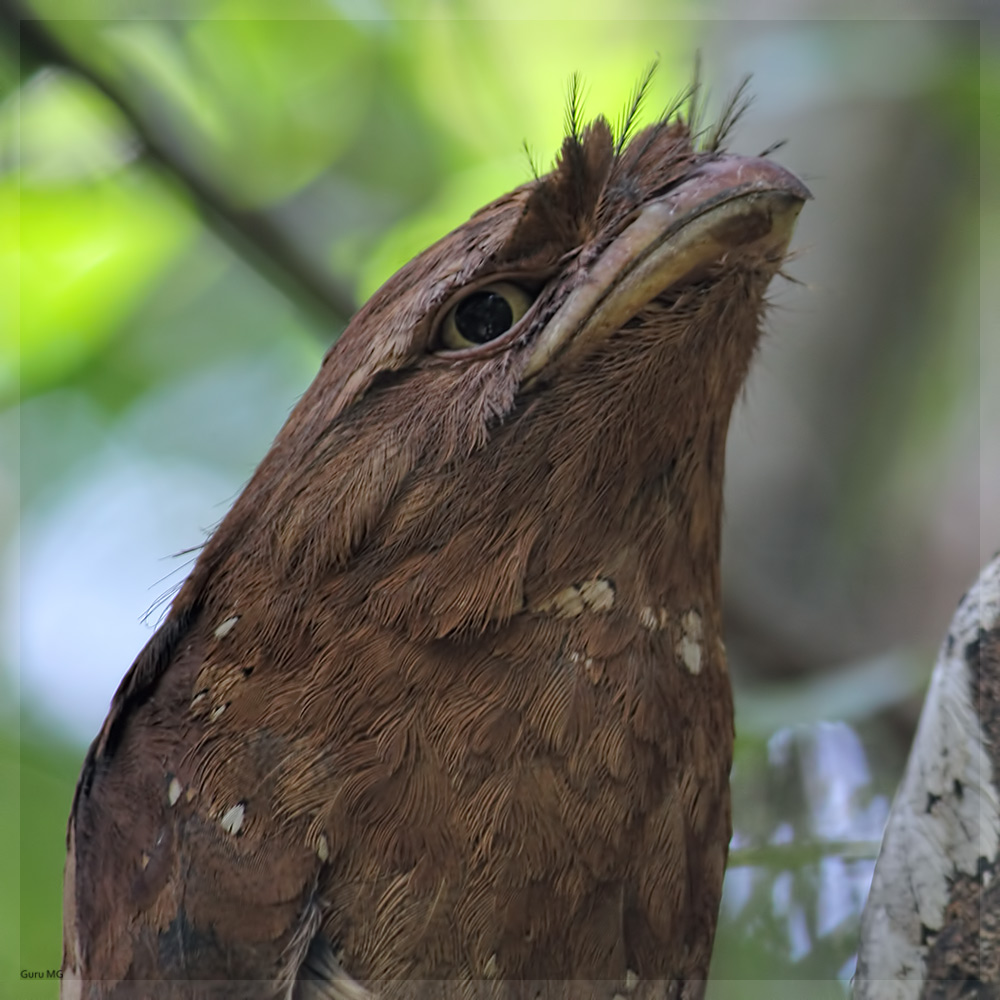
[{"x1": 191, "y1": 100, "x2": 808, "y2": 645}]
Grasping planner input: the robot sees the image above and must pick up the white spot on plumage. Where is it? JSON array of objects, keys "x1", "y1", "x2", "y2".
[
  {"x1": 639, "y1": 605, "x2": 670, "y2": 630},
  {"x1": 220, "y1": 802, "x2": 246, "y2": 836},
  {"x1": 676, "y1": 609, "x2": 703, "y2": 674},
  {"x1": 535, "y1": 584, "x2": 584, "y2": 617},
  {"x1": 533, "y1": 577, "x2": 615, "y2": 617},
  {"x1": 568, "y1": 650, "x2": 602, "y2": 683},
  {"x1": 316, "y1": 833, "x2": 330, "y2": 862},
  {"x1": 213, "y1": 615, "x2": 239, "y2": 639},
  {"x1": 167, "y1": 776, "x2": 182, "y2": 806},
  {"x1": 578, "y1": 577, "x2": 615, "y2": 611}
]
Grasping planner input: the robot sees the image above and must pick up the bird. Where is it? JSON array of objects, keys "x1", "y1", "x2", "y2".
[{"x1": 60, "y1": 79, "x2": 809, "y2": 1000}]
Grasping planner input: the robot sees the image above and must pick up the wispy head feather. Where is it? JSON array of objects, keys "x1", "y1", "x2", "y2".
[
  {"x1": 565, "y1": 72, "x2": 586, "y2": 143},
  {"x1": 705, "y1": 75, "x2": 753, "y2": 152},
  {"x1": 614, "y1": 59, "x2": 659, "y2": 154},
  {"x1": 522, "y1": 138, "x2": 541, "y2": 181},
  {"x1": 758, "y1": 137, "x2": 788, "y2": 158}
]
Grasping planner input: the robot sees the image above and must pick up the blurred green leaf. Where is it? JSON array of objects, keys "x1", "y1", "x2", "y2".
[
  {"x1": 5, "y1": 170, "x2": 195, "y2": 399},
  {"x1": 2, "y1": 724, "x2": 80, "y2": 998},
  {"x1": 97, "y1": 9, "x2": 375, "y2": 205},
  {"x1": 3, "y1": 70, "x2": 137, "y2": 183},
  {"x1": 401, "y1": 17, "x2": 693, "y2": 159}
]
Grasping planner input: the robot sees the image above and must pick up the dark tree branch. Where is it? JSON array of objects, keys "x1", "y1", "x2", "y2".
[{"x1": 0, "y1": 2, "x2": 358, "y2": 333}]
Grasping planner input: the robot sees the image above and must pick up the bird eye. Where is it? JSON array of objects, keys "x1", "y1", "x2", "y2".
[{"x1": 440, "y1": 282, "x2": 534, "y2": 350}]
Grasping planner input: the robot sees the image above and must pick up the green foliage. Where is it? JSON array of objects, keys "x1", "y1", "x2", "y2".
[
  {"x1": 2, "y1": 722, "x2": 79, "y2": 997},
  {"x1": 8, "y1": 174, "x2": 195, "y2": 399},
  {"x1": 3, "y1": 71, "x2": 195, "y2": 400}
]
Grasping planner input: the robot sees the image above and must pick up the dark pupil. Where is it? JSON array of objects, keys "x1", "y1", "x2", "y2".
[{"x1": 454, "y1": 291, "x2": 514, "y2": 344}]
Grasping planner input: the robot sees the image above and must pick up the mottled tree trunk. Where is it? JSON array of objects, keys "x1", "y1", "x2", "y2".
[{"x1": 855, "y1": 555, "x2": 1000, "y2": 998}]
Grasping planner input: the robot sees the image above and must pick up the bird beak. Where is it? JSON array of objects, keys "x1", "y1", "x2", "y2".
[{"x1": 521, "y1": 155, "x2": 812, "y2": 383}]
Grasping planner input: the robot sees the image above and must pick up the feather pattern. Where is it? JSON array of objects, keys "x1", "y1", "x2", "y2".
[{"x1": 62, "y1": 81, "x2": 807, "y2": 1000}]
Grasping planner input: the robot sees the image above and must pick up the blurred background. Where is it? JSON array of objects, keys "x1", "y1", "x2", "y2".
[{"x1": 2, "y1": 4, "x2": 995, "y2": 997}]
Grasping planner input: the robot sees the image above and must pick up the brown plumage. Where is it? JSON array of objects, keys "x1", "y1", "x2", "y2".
[{"x1": 61, "y1": 88, "x2": 808, "y2": 1000}]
